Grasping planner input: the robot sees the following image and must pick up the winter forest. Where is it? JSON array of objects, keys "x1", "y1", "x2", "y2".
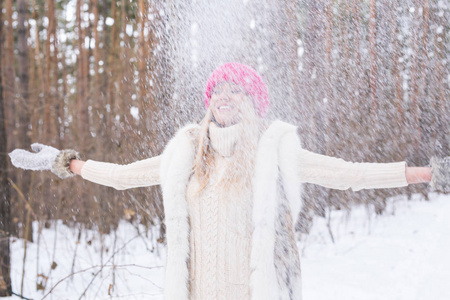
[{"x1": 0, "y1": 0, "x2": 449, "y2": 299}]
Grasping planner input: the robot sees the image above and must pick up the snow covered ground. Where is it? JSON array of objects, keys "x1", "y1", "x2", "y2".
[
  {"x1": 301, "y1": 193, "x2": 450, "y2": 300},
  {"x1": 6, "y1": 193, "x2": 450, "y2": 300}
]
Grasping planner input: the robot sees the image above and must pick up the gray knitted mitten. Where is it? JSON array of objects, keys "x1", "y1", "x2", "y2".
[
  {"x1": 9, "y1": 143, "x2": 80, "y2": 179},
  {"x1": 430, "y1": 156, "x2": 450, "y2": 193}
]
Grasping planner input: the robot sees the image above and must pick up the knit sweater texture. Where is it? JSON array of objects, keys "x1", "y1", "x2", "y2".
[{"x1": 186, "y1": 122, "x2": 253, "y2": 299}]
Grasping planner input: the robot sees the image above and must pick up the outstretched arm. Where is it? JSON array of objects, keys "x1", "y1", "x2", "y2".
[
  {"x1": 296, "y1": 146, "x2": 450, "y2": 192},
  {"x1": 9, "y1": 143, "x2": 161, "y2": 190},
  {"x1": 296, "y1": 148, "x2": 409, "y2": 191},
  {"x1": 74, "y1": 156, "x2": 161, "y2": 190}
]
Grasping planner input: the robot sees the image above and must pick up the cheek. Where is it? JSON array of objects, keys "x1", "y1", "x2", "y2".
[
  {"x1": 228, "y1": 94, "x2": 244, "y2": 107},
  {"x1": 238, "y1": 99, "x2": 259, "y2": 120},
  {"x1": 237, "y1": 96, "x2": 253, "y2": 110},
  {"x1": 210, "y1": 107, "x2": 224, "y2": 121}
]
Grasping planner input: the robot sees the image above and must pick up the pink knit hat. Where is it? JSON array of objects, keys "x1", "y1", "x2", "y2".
[{"x1": 204, "y1": 62, "x2": 269, "y2": 117}]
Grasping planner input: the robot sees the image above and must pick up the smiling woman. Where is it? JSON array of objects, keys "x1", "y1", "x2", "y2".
[
  {"x1": 204, "y1": 62, "x2": 270, "y2": 118},
  {"x1": 8, "y1": 62, "x2": 450, "y2": 300},
  {"x1": 209, "y1": 82, "x2": 250, "y2": 127}
]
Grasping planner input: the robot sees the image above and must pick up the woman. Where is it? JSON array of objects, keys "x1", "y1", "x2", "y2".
[{"x1": 9, "y1": 62, "x2": 449, "y2": 300}]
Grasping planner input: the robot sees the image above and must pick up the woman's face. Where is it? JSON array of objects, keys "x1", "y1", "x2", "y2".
[{"x1": 210, "y1": 82, "x2": 253, "y2": 126}]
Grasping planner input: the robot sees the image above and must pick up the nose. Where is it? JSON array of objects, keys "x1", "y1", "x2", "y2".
[
  {"x1": 220, "y1": 89, "x2": 231, "y2": 98},
  {"x1": 217, "y1": 89, "x2": 231, "y2": 101}
]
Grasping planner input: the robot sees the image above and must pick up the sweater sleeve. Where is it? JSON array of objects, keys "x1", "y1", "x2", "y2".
[
  {"x1": 297, "y1": 148, "x2": 408, "y2": 191},
  {"x1": 80, "y1": 155, "x2": 161, "y2": 190}
]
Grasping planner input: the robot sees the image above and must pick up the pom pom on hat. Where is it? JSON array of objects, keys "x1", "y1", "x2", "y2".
[{"x1": 204, "y1": 62, "x2": 270, "y2": 117}]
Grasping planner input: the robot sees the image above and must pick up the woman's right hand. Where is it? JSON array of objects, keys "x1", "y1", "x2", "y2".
[
  {"x1": 9, "y1": 143, "x2": 61, "y2": 171},
  {"x1": 69, "y1": 159, "x2": 85, "y2": 176},
  {"x1": 9, "y1": 143, "x2": 80, "y2": 179}
]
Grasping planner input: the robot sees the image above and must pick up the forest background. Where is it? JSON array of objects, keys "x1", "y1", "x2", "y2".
[{"x1": 0, "y1": 0, "x2": 449, "y2": 297}]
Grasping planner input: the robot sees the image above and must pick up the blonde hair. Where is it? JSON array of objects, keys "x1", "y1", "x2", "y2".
[{"x1": 192, "y1": 96, "x2": 266, "y2": 195}]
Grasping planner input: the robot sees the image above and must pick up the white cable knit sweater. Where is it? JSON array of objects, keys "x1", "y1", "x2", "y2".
[
  {"x1": 80, "y1": 121, "x2": 408, "y2": 299},
  {"x1": 186, "y1": 123, "x2": 253, "y2": 299}
]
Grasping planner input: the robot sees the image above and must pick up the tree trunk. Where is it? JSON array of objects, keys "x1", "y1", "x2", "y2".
[
  {"x1": 17, "y1": 0, "x2": 33, "y2": 242},
  {"x1": 418, "y1": 0, "x2": 430, "y2": 166},
  {"x1": 0, "y1": 0, "x2": 12, "y2": 294},
  {"x1": 17, "y1": 0, "x2": 31, "y2": 147},
  {"x1": 31, "y1": 0, "x2": 45, "y2": 141},
  {"x1": 4, "y1": 0, "x2": 15, "y2": 138},
  {"x1": 369, "y1": 0, "x2": 378, "y2": 117},
  {"x1": 138, "y1": 0, "x2": 147, "y2": 121},
  {"x1": 76, "y1": 0, "x2": 90, "y2": 152},
  {"x1": 44, "y1": 0, "x2": 53, "y2": 143}
]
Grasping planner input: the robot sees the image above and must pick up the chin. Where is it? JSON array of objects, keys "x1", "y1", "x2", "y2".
[{"x1": 212, "y1": 111, "x2": 240, "y2": 127}]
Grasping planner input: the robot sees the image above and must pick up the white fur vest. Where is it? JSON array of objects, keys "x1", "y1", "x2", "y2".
[{"x1": 159, "y1": 120, "x2": 303, "y2": 300}]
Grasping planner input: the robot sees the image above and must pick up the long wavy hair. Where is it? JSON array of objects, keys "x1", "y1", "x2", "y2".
[{"x1": 191, "y1": 95, "x2": 267, "y2": 195}]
